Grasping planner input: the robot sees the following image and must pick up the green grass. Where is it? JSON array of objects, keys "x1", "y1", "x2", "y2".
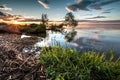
[{"x1": 39, "y1": 46, "x2": 120, "y2": 80}]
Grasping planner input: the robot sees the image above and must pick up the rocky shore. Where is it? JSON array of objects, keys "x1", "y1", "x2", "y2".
[{"x1": 0, "y1": 33, "x2": 46, "y2": 80}]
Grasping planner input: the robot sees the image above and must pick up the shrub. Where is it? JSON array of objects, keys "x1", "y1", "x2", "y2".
[
  {"x1": 40, "y1": 46, "x2": 120, "y2": 80},
  {"x1": 19, "y1": 24, "x2": 29, "y2": 33},
  {"x1": 28, "y1": 24, "x2": 46, "y2": 33},
  {"x1": 0, "y1": 22, "x2": 7, "y2": 25},
  {"x1": 19, "y1": 24, "x2": 46, "y2": 34},
  {"x1": 49, "y1": 24, "x2": 64, "y2": 31}
]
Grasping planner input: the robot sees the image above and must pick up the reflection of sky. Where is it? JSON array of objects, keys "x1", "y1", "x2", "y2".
[
  {"x1": 34, "y1": 24, "x2": 120, "y2": 55},
  {"x1": 73, "y1": 28, "x2": 120, "y2": 54},
  {"x1": 99, "y1": 30, "x2": 120, "y2": 42},
  {"x1": 35, "y1": 31, "x2": 72, "y2": 47}
]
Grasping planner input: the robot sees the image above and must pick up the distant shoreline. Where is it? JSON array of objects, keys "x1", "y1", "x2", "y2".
[{"x1": 1, "y1": 21, "x2": 120, "y2": 25}]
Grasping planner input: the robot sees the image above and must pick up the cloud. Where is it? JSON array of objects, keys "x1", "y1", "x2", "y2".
[
  {"x1": 21, "y1": 19, "x2": 41, "y2": 22},
  {"x1": 38, "y1": 0, "x2": 49, "y2": 9},
  {"x1": 87, "y1": 16, "x2": 106, "y2": 19},
  {"x1": 0, "y1": 11, "x2": 22, "y2": 21},
  {"x1": 101, "y1": 8, "x2": 114, "y2": 14},
  {"x1": 0, "y1": 11, "x2": 40, "y2": 22},
  {"x1": 0, "y1": 11, "x2": 5, "y2": 16},
  {"x1": 0, "y1": 5, "x2": 12, "y2": 11},
  {"x1": 82, "y1": 14, "x2": 93, "y2": 16},
  {"x1": 66, "y1": 0, "x2": 93, "y2": 12},
  {"x1": 66, "y1": 0, "x2": 120, "y2": 12},
  {"x1": 0, "y1": 12, "x2": 16, "y2": 21},
  {"x1": 91, "y1": 0, "x2": 119, "y2": 10}
]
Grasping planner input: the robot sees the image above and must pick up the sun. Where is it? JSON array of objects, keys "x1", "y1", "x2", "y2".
[
  {"x1": 11, "y1": 20, "x2": 20, "y2": 24},
  {"x1": 13, "y1": 20, "x2": 20, "y2": 24}
]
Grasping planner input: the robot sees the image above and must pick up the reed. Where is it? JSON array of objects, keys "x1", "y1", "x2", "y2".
[{"x1": 39, "y1": 46, "x2": 120, "y2": 80}]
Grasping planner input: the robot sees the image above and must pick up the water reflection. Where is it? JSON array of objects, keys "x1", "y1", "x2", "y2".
[
  {"x1": 34, "y1": 31, "x2": 48, "y2": 38},
  {"x1": 33, "y1": 29, "x2": 120, "y2": 51},
  {"x1": 65, "y1": 29, "x2": 77, "y2": 42},
  {"x1": 21, "y1": 26, "x2": 120, "y2": 57}
]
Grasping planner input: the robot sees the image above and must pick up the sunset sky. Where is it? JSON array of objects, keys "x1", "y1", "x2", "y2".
[{"x1": 0, "y1": 0, "x2": 120, "y2": 22}]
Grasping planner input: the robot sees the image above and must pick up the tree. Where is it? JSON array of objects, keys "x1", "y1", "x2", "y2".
[
  {"x1": 41, "y1": 14, "x2": 48, "y2": 25},
  {"x1": 64, "y1": 12, "x2": 78, "y2": 28}
]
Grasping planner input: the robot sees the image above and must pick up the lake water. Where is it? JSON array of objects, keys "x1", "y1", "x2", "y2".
[{"x1": 23, "y1": 24, "x2": 120, "y2": 57}]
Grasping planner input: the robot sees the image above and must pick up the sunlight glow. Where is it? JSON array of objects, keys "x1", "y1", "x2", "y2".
[{"x1": 12, "y1": 20, "x2": 20, "y2": 24}]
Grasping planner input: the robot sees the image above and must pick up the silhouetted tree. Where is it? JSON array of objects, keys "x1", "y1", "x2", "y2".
[
  {"x1": 64, "y1": 12, "x2": 78, "y2": 28},
  {"x1": 41, "y1": 14, "x2": 48, "y2": 25}
]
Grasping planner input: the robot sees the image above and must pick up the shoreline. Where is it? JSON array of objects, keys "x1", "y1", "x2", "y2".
[{"x1": 0, "y1": 33, "x2": 46, "y2": 80}]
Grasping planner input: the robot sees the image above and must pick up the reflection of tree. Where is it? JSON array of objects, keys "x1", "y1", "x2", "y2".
[
  {"x1": 65, "y1": 30, "x2": 77, "y2": 42},
  {"x1": 64, "y1": 12, "x2": 78, "y2": 28},
  {"x1": 29, "y1": 30, "x2": 48, "y2": 38}
]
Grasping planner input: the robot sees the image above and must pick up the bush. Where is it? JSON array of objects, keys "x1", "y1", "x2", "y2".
[
  {"x1": 27, "y1": 24, "x2": 46, "y2": 33},
  {"x1": 19, "y1": 24, "x2": 46, "y2": 34},
  {"x1": 49, "y1": 24, "x2": 64, "y2": 31},
  {"x1": 19, "y1": 24, "x2": 29, "y2": 33},
  {"x1": 40, "y1": 46, "x2": 120, "y2": 80},
  {"x1": 0, "y1": 22, "x2": 7, "y2": 25}
]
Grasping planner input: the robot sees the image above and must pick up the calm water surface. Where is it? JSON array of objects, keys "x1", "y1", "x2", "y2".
[{"x1": 23, "y1": 24, "x2": 120, "y2": 57}]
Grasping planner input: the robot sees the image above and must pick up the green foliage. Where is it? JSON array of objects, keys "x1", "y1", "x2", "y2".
[
  {"x1": 64, "y1": 12, "x2": 78, "y2": 28},
  {"x1": 19, "y1": 24, "x2": 46, "y2": 34},
  {"x1": 49, "y1": 24, "x2": 64, "y2": 31},
  {"x1": 19, "y1": 24, "x2": 29, "y2": 32},
  {"x1": 40, "y1": 46, "x2": 120, "y2": 80},
  {"x1": 28, "y1": 24, "x2": 46, "y2": 33}
]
